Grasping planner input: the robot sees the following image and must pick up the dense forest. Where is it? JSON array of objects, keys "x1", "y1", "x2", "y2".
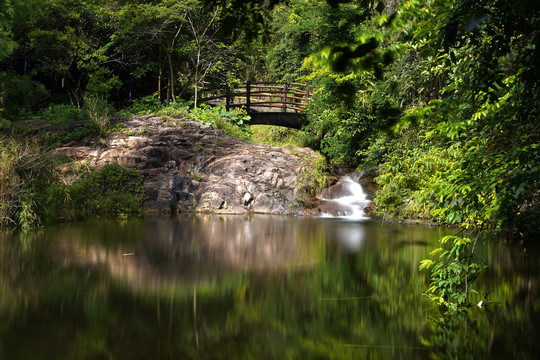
[{"x1": 1, "y1": 0, "x2": 539, "y2": 243}]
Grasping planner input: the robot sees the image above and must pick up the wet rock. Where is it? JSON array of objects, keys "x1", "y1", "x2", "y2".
[
  {"x1": 318, "y1": 179, "x2": 352, "y2": 200},
  {"x1": 317, "y1": 201, "x2": 353, "y2": 217}
]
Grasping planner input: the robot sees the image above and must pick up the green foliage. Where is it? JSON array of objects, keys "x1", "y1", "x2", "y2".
[
  {"x1": 268, "y1": 0, "x2": 401, "y2": 166},
  {"x1": 84, "y1": 96, "x2": 111, "y2": 135},
  {"x1": 118, "y1": 95, "x2": 163, "y2": 116},
  {"x1": 85, "y1": 67, "x2": 122, "y2": 99},
  {"x1": 350, "y1": 0, "x2": 540, "y2": 239},
  {"x1": 2, "y1": 0, "x2": 260, "y2": 114},
  {"x1": 419, "y1": 232, "x2": 488, "y2": 359},
  {"x1": 0, "y1": 73, "x2": 50, "y2": 120},
  {"x1": 190, "y1": 105, "x2": 252, "y2": 140},
  {"x1": 419, "y1": 235, "x2": 485, "y2": 313},
  {"x1": 118, "y1": 97, "x2": 192, "y2": 118},
  {"x1": 0, "y1": 136, "x2": 56, "y2": 230},
  {"x1": 0, "y1": 0, "x2": 16, "y2": 62},
  {"x1": 44, "y1": 163, "x2": 144, "y2": 221},
  {"x1": 39, "y1": 103, "x2": 86, "y2": 127},
  {"x1": 296, "y1": 151, "x2": 330, "y2": 201},
  {"x1": 155, "y1": 101, "x2": 191, "y2": 118},
  {"x1": 251, "y1": 125, "x2": 307, "y2": 148},
  {"x1": 267, "y1": 0, "x2": 370, "y2": 81}
]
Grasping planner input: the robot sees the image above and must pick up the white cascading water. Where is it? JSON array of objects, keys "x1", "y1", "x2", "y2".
[{"x1": 317, "y1": 175, "x2": 371, "y2": 220}]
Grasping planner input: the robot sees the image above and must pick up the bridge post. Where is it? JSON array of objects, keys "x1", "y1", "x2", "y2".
[
  {"x1": 303, "y1": 82, "x2": 310, "y2": 113},
  {"x1": 225, "y1": 87, "x2": 231, "y2": 111},
  {"x1": 246, "y1": 80, "x2": 251, "y2": 113},
  {"x1": 282, "y1": 84, "x2": 288, "y2": 112}
]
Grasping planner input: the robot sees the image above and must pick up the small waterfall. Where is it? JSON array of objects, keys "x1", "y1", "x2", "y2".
[{"x1": 316, "y1": 175, "x2": 371, "y2": 220}]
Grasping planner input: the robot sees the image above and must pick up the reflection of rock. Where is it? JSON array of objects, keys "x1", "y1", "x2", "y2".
[
  {"x1": 53, "y1": 116, "x2": 318, "y2": 215},
  {"x1": 54, "y1": 215, "x2": 322, "y2": 291}
]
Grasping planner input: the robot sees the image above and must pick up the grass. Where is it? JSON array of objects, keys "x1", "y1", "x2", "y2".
[
  {"x1": 0, "y1": 136, "x2": 56, "y2": 230},
  {"x1": 295, "y1": 151, "x2": 331, "y2": 204},
  {"x1": 250, "y1": 125, "x2": 309, "y2": 148}
]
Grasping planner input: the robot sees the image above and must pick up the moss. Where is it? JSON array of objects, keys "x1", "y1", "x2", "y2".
[{"x1": 295, "y1": 151, "x2": 330, "y2": 204}]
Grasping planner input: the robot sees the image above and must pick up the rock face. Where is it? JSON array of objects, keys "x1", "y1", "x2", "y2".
[{"x1": 53, "y1": 115, "x2": 317, "y2": 215}]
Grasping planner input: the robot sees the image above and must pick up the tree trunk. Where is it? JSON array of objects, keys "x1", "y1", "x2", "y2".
[
  {"x1": 158, "y1": 51, "x2": 162, "y2": 101},
  {"x1": 193, "y1": 49, "x2": 200, "y2": 108},
  {"x1": 168, "y1": 53, "x2": 176, "y2": 103}
]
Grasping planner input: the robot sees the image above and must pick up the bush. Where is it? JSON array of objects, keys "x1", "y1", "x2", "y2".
[
  {"x1": 0, "y1": 136, "x2": 56, "y2": 230},
  {"x1": 295, "y1": 152, "x2": 330, "y2": 204},
  {"x1": 190, "y1": 105, "x2": 252, "y2": 140},
  {"x1": 84, "y1": 96, "x2": 111, "y2": 134},
  {"x1": 118, "y1": 95, "x2": 162, "y2": 116},
  {"x1": 251, "y1": 125, "x2": 308, "y2": 147},
  {"x1": 155, "y1": 101, "x2": 191, "y2": 118},
  {"x1": 40, "y1": 104, "x2": 86, "y2": 128},
  {"x1": 0, "y1": 72, "x2": 50, "y2": 120},
  {"x1": 44, "y1": 163, "x2": 144, "y2": 221}
]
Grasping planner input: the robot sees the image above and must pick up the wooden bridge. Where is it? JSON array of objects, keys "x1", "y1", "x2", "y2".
[{"x1": 201, "y1": 81, "x2": 312, "y2": 129}]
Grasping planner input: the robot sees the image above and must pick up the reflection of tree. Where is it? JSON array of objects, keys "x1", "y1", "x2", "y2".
[{"x1": 1, "y1": 221, "x2": 539, "y2": 358}]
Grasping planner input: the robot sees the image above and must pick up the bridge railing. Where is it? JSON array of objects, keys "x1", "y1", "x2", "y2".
[{"x1": 200, "y1": 81, "x2": 312, "y2": 113}]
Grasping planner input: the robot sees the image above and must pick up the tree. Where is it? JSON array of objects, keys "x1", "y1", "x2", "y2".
[
  {"x1": 0, "y1": 0, "x2": 17, "y2": 121},
  {"x1": 0, "y1": 0, "x2": 16, "y2": 62},
  {"x1": 186, "y1": 5, "x2": 220, "y2": 107}
]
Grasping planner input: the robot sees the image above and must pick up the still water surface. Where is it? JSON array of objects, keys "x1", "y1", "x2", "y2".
[{"x1": 0, "y1": 215, "x2": 538, "y2": 359}]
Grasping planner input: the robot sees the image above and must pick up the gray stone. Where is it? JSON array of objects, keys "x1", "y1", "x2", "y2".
[{"x1": 52, "y1": 115, "x2": 320, "y2": 215}]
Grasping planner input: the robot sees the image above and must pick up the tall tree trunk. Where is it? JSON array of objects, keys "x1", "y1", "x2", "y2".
[
  {"x1": 168, "y1": 53, "x2": 175, "y2": 103},
  {"x1": 194, "y1": 50, "x2": 200, "y2": 108},
  {"x1": 158, "y1": 51, "x2": 162, "y2": 101}
]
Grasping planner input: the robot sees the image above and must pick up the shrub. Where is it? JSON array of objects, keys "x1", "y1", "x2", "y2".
[
  {"x1": 40, "y1": 104, "x2": 86, "y2": 128},
  {"x1": 118, "y1": 95, "x2": 162, "y2": 116},
  {"x1": 190, "y1": 105, "x2": 252, "y2": 140},
  {"x1": 295, "y1": 151, "x2": 330, "y2": 203},
  {"x1": 84, "y1": 96, "x2": 111, "y2": 134},
  {"x1": 0, "y1": 72, "x2": 50, "y2": 120},
  {"x1": 44, "y1": 163, "x2": 144, "y2": 221},
  {"x1": 251, "y1": 125, "x2": 308, "y2": 147},
  {"x1": 0, "y1": 136, "x2": 56, "y2": 230},
  {"x1": 155, "y1": 101, "x2": 191, "y2": 118}
]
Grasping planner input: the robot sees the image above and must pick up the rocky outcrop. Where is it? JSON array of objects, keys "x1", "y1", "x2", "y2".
[{"x1": 53, "y1": 115, "x2": 318, "y2": 215}]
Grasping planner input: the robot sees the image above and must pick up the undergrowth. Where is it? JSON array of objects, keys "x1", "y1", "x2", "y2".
[
  {"x1": 0, "y1": 136, "x2": 56, "y2": 231},
  {"x1": 189, "y1": 104, "x2": 252, "y2": 141},
  {"x1": 251, "y1": 125, "x2": 308, "y2": 147},
  {"x1": 43, "y1": 163, "x2": 144, "y2": 222},
  {"x1": 295, "y1": 152, "x2": 330, "y2": 205},
  {"x1": 0, "y1": 137, "x2": 144, "y2": 230}
]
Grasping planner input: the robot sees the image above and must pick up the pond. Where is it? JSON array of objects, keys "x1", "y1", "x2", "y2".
[{"x1": 0, "y1": 214, "x2": 538, "y2": 359}]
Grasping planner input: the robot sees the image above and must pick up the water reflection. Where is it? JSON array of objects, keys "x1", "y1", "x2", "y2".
[
  {"x1": 0, "y1": 216, "x2": 538, "y2": 359},
  {"x1": 41, "y1": 215, "x2": 330, "y2": 291}
]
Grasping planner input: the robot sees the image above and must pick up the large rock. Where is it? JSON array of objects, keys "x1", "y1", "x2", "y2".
[{"x1": 53, "y1": 115, "x2": 317, "y2": 215}]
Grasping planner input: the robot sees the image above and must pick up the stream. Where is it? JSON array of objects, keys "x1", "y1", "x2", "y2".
[{"x1": 0, "y1": 176, "x2": 539, "y2": 359}]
